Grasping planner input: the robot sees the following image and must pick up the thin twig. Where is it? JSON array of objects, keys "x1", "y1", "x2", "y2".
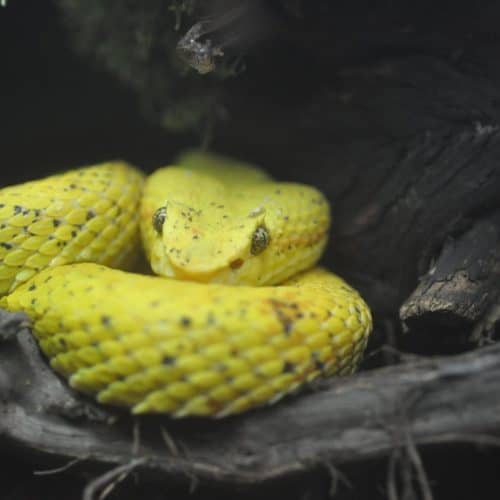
[
  {"x1": 33, "y1": 455, "x2": 89, "y2": 476},
  {"x1": 405, "y1": 433, "x2": 433, "y2": 500},
  {"x1": 387, "y1": 449, "x2": 399, "y2": 500},
  {"x1": 132, "y1": 419, "x2": 141, "y2": 456},
  {"x1": 160, "y1": 426, "x2": 181, "y2": 456},
  {"x1": 82, "y1": 458, "x2": 149, "y2": 500},
  {"x1": 323, "y1": 461, "x2": 351, "y2": 497},
  {"x1": 419, "y1": 432, "x2": 500, "y2": 449}
]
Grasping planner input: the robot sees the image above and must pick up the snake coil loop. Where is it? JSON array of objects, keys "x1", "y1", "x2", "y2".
[{"x1": 0, "y1": 152, "x2": 372, "y2": 417}]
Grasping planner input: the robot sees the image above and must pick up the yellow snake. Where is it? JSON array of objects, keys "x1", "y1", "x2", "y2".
[{"x1": 0, "y1": 152, "x2": 372, "y2": 417}]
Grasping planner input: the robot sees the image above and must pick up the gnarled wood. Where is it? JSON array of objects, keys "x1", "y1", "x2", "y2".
[
  {"x1": 401, "y1": 209, "x2": 500, "y2": 349},
  {"x1": 1, "y1": 310, "x2": 500, "y2": 490}
]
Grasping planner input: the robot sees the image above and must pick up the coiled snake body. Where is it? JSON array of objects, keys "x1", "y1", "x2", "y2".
[{"x1": 0, "y1": 153, "x2": 372, "y2": 417}]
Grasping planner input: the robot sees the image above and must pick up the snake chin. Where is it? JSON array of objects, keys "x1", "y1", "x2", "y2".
[{"x1": 150, "y1": 234, "x2": 258, "y2": 285}]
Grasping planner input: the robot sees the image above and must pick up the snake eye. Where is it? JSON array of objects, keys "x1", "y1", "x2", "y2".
[
  {"x1": 152, "y1": 206, "x2": 167, "y2": 235},
  {"x1": 251, "y1": 225, "x2": 270, "y2": 255}
]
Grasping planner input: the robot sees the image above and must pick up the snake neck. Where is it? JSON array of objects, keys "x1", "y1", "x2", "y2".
[{"x1": 140, "y1": 161, "x2": 331, "y2": 286}]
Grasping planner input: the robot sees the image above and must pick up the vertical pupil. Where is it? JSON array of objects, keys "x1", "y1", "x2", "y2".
[
  {"x1": 152, "y1": 206, "x2": 167, "y2": 235},
  {"x1": 251, "y1": 226, "x2": 270, "y2": 255}
]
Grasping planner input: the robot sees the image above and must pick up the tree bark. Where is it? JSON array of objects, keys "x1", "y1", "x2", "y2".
[
  {"x1": 400, "y1": 209, "x2": 500, "y2": 350},
  {"x1": 1, "y1": 310, "x2": 500, "y2": 493}
]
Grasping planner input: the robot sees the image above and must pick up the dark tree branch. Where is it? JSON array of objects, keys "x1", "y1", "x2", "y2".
[
  {"x1": 1, "y1": 310, "x2": 500, "y2": 489},
  {"x1": 400, "y1": 209, "x2": 500, "y2": 348}
]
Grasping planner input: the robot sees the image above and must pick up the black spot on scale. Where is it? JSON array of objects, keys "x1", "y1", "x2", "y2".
[
  {"x1": 162, "y1": 356, "x2": 176, "y2": 366},
  {"x1": 0, "y1": 204, "x2": 4, "y2": 208},
  {"x1": 28, "y1": 284, "x2": 36, "y2": 291},
  {"x1": 314, "y1": 358, "x2": 325, "y2": 371},
  {"x1": 180, "y1": 316, "x2": 192, "y2": 327},
  {"x1": 53, "y1": 219, "x2": 61, "y2": 227},
  {"x1": 13, "y1": 205, "x2": 22, "y2": 215},
  {"x1": 283, "y1": 361, "x2": 296, "y2": 373},
  {"x1": 101, "y1": 315, "x2": 112, "y2": 327},
  {"x1": 1, "y1": 242, "x2": 12, "y2": 249},
  {"x1": 86, "y1": 210, "x2": 96, "y2": 221}
]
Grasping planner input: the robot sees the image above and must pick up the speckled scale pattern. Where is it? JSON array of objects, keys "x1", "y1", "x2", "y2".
[
  {"x1": 0, "y1": 163, "x2": 144, "y2": 295},
  {"x1": 1, "y1": 263, "x2": 371, "y2": 417},
  {"x1": 140, "y1": 151, "x2": 331, "y2": 285},
  {"x1": 0, "y1": 154, "x2": 373, "y2": 417}
]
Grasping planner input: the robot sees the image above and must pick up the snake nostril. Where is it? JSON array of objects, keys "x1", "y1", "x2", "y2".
[{"x1": 152, "y1": 206, "x2": 167, "y2": 235}]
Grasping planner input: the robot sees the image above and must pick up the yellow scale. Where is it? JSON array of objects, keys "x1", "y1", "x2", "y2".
[{"x1": 0, "y1": 152, "x2": 372, "y2": 417}]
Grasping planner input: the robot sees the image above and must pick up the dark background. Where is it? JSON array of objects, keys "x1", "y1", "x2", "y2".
[
  {"x1": 0, "y1": 0, "x2": 190, "y2": 187},
  {"x1": 2, "y1": 1, "x2": 500, "y2": 499}
]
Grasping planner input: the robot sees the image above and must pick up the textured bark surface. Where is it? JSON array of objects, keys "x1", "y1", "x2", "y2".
[
  {"x1": 401, "y1": 209, "x2": 500, "y2": 349},
  {"x1": 1, "y1": 310, "x2": 500, "y2": 495}
]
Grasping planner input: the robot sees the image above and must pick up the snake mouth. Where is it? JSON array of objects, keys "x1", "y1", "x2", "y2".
[
  {"x1": 156, "y1": 252, "x2": 226, "y2": 283},
  {"x1": 150, "y1": 223, "x2": 255, "y2": 283}
]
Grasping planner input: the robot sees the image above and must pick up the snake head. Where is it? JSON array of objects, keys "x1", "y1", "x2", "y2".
[
  {"x1": 150, "y1": 196, "x2": 272, "y2": 284},
  {"x1": 143, "y1": 154, "x2": 330, "y2": 286}
]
